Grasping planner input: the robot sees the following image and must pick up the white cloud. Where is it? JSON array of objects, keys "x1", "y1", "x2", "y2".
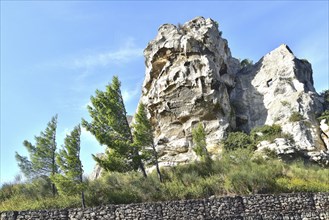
[
  {"x1": 72, "y1": 38, "x2": 143, "y2": 69},
  {"x1": 81, "y1": 126, "x2": 100, "y2": 145},
  {"x1": 122, "y1": 83, "x2": 141, "y2": 103}
]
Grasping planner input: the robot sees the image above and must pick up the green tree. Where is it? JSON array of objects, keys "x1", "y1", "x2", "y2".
[
  {"x1": 133, "y1": 103, "x2": 163, "y2": 182},
  {"x1": 15, "y1": 115, "x2": 58, "y2": 196},
  {"x1": 51, "y1": 125, "x2": 85, "y2": 208},
  {"x1": 192, "y1": 123, "x2": 211, "y2": 163},
  {"x1": 82, "y1": 76, "x2": 147, "y2": 177}
]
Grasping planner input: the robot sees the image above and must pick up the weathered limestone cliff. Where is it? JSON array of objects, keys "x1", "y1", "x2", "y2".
[
  {"x1": 231, "y1": 44, "x2": 328, "y2": 164},
  {"x1": 138, "y1": 16, "x2": 328, "y2": 168},
  {"x1": 139, "y1": 17, "x2": 239, "y2": 166}
]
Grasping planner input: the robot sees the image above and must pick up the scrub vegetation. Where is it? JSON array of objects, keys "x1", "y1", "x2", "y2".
[{"x1": 2, "y1": 78, "x2": 328, "y2": 211}]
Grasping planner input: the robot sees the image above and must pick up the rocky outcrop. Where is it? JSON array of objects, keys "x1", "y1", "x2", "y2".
[
  {"x1": 137, "y1": 16, "x2": 328, "y2": 167},
  {"x1": 139, "y1": 17, "x2": 239, "y2": 166},
  {"x1": 231, "y1": 44, "x2": 328, "y2": 164}
]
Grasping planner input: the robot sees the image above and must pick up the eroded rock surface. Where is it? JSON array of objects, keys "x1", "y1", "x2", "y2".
[
  {"x1": 231, "y1": 44, "x2": 328, "y2": 163},
  {"x1": 140, "y1": 17, "x2": 238, "y2": 166},
  {"x1": 137, "y1": 17, "x2": 329, "y2": 168},
  {"x1": 91, "y1": 17, "x2": 328, "y2": 179}
]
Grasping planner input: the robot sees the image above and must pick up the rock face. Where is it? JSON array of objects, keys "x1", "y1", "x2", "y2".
[
  {"x1": 231, "y1": 44, "x2": 328, "y2": 164},
  {"x1": 140, "y1": 17, "x2": 239, "y2": 166},
  {"x1": 138, "y1": 16, "x2": 328, "y2": 168}
]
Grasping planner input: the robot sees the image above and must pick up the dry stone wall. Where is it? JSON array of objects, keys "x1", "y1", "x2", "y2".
[{"x1": 1, "y1": 193, "x2": 329, "y2": 220}]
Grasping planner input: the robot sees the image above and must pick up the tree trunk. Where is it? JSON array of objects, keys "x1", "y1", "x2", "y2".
[
  {"x1": 79, "y1": 166, "x2": 86, "y2": 208},
  {"x1": 139, "y1": 159, "x2": 148, "y2": 178},
  {"x1": 81, "y1": 191, "x2": 86, "y2": 208},
  {"x1": 152, "y1": 143, "x2": 163, "y2": 183},
  {"x1": 52, "y1": 183, "x2": 56, "y2": 197}
]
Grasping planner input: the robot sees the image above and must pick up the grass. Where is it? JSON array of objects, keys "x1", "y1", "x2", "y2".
[{"x1": 1, "y1": 148, "x2": 329, "y2": 211}]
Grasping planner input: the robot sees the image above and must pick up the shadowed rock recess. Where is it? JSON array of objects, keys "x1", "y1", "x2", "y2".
[
  {"x1": 134, "y1": 16, "x2": 328, "y2": 170},
  {"x1": 1, "y1": 193, "x2": 329, "y2": 219}
]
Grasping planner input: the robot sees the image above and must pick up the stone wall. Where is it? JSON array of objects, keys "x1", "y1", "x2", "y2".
[{"x1": 1, "y1": 193, "x2": 329, "y2": 220}]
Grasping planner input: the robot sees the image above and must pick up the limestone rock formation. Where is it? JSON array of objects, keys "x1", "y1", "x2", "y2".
[
  {"x1": 138, "y1": 16, "x2": 328, "y2": 168},
  {"x1": 89, "y1": 17, "x2": 328, "y2": 179},
  {"x1": 139, "y1": 17, "x2": 239, "y2": 167},
  {"x1": 231, "y1": 44, "x2": 328, "y2": 164}
]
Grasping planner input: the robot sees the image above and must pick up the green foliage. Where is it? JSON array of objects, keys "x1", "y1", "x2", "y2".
[
  {"x1": 223, "y1": 124, "x2": 293, "y2": 152},
  {"x1": 318, "y1": 110, "x2": 329, "y2": 125},
  {"x1": 0, "y1": 177, "x2": 79, "y2": 211},
  {"x1": 289, "y1": 111, "x2": 305, "y2": 122},
  {"x1": 51, "y1": 125, "x2": 85, "y2": 207},
  {"x1": 240, "y1": 59, "x2": 253, "y2": 68},
  {"x1": 320, "y1": 89, "x2": 329, "y2": 110},
  {"x1": 223, "y1": 131, "x2": 253, "y2": 151},
  {"x1": 276, "y1": 161, "x2": 329, "y2": 192},
  {"x1": 192, "y1": 123, "x2": 211, "y2": 163},
  {"x1": 132, "y1": 104, "x2": 154, "y2": 160},
  {"x1": 82, "y1": 76, "x2": 145, "y2": 176},
  {"x1": 2, "y1": 150, "x2": 329, "y2": 211},
  {"x1": 221, "y1": 149, "x2": 283, "y2": 194},
  {"x1": 132, "y1": 104, "x2": 162, "y2": 181},
  {"x1": 15, "y1": 115, "x2": 58, "y2": 195},
  {"x1": 251, "y1": 124, "x2": 282, "y2": 143}
]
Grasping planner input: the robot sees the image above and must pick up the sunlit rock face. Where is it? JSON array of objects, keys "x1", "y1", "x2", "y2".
[
  {"x1": 139, "y1": 17, "x2": 328, "y2": 168},
  {"x1": 139, "y1": 17, "x2": 240, "y2": 166},
  {"x1": 231, "y1": 44, "x2": 327, "y2": 158},
  {"x1": 91, "y1": 17, "x2": 328, "y2": 179}
]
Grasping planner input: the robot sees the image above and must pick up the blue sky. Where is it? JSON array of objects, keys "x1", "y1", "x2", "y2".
[{"x1": 1, "y1": 1, "x2": 328, "y2": 184}]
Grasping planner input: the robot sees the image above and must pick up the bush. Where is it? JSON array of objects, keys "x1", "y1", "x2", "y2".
[
  {"x1": 223, "y1": 132, "x2": 253, "y2": 151},
  {"x1": 318, "y1": 110, "x2": 329, "y2": 125},
  {"x1": 251, "y1": 124, "x2": 282, "y2": 143},
  {"x1": 2, "y1": 151, "x2": 328, "y2": 211},
  {"x1": 240, "y1": 59, "x2": 253, "y2": 68},
  {"x1": 289, "y1": 111, "x2": 304, "y2": 122}
]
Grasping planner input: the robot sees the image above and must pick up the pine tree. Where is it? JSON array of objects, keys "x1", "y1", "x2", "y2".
[
  {"x1": 133, "y1": 103, "x2": 163, "y2": 182},
  {"x1": 82, "y1": 76, "x2": 147, "y2": 177},
  {"x1": 192, "y1": 122, "x2": 211, "y2": 164},
  {"x1": 15, "y1": 115, "x2": 58, "y2": 196},
  {"x1": 51, "y1": 125, "x2": 86, "y2": 208}
]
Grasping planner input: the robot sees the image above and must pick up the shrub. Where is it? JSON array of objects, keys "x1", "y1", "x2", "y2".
[
  {"x1": 2, "y1": 150, "x2": 328, "y2": 211},
  {"x1": 223, "y1": 132, "x2": 253, "y2": 151},
  {"x1": 276, "y1": 177, "x2": 329, "y2": 193},
  {"x1": 318, "y1": 110, "x2": 329, "y2": 125},
  {"x1": 289, "y1": 111, "x2": 304, "y2": 122},
  {"x1": 251, "y1": 124, "x2": 282, "y2": 143},
  {"x1": 240, "y1": 59, "x2": 253, "y2": 68},
  {"x1": 221, "y1": 149, "x2": 284, "y2": 194}
]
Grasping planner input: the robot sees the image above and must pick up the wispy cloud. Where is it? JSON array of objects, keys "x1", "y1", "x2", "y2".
[
  {"x1": 35, "y1": 38, "x2": 143, "y2": 72},
  {"x1": 81, "y1": 127, "x2": 99, "y2": 145},
  {"x1": 122, "y1": 81, "x2": 142, "y2": 103},
  {"x1": 72, "y1": 38, "x2": 143, "y2": 69}
]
